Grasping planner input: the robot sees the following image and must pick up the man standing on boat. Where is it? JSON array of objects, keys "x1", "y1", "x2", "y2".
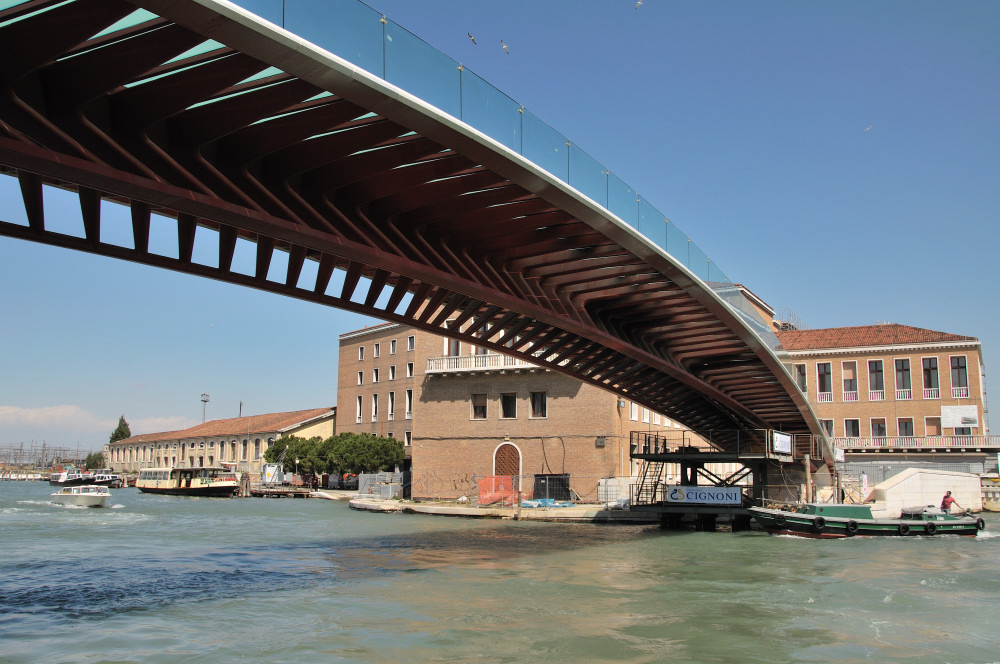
[{"x1": 941, "y1": 491, "x2": 962, "y2": 513}]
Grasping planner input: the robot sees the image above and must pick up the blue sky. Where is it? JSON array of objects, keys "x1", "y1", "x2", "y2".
[{"x1": 1, "y1": 0, "x2": 997, "y2": 451}]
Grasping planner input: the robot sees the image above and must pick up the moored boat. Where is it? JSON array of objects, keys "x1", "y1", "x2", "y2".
[
  {"x1": 50, "y1": 485, "x2": 111, "y2": 508},
  {"x1": 91, "y1": 473, "x2": 125, "y2": 488},
  {"x1": 136, "y1": 466, "x2": 239, "y2": 497},
  {"x1": 749, "y1": 503, "x2": 985, "y2": 538},
  {"x1": 48, "y1": 470, "x2": 94, "y2": 486}
]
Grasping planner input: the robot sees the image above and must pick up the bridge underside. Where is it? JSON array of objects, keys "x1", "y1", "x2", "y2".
[{"x1": 0, "y1": 0, "x2": 819, "y2": 449}]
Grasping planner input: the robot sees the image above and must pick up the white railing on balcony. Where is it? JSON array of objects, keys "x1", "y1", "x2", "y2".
[
  {"x1": 843, "y1": 391, "x2": 858, "y2": 402},
  {"x1": 833, "y1": 435, "x2": 1000, "y2": 450},
  {"x1": 869, "y1": 390, "x2": 885, "y2": 401},
  {"x1": 952, "y1": 386, "x2": 970, "y2": 398},
  {"x1": 426, "y1": 354, "x2": 541, "y2": 374},
  {"x1": 895, "y1": 389, "x2": 912, "y2": 400},
  {"x1": 818, "y1": 392, "x2": 833, "y2": 403},
  {"x1": 924, "y1": 388, "x2": 940, "y2": 399}
]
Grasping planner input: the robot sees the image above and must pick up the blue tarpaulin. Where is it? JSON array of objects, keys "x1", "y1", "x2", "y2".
[{"x1": 521, "y1": 498, "x2": 575, "y2": 508}]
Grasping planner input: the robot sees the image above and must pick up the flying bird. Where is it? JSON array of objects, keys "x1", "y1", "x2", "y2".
[
  {"x1": 467, "y1": 32, "x2": 476, "y2": 44},
  {"x1": 501, "y1": 39, "x2": 510, "y2": 54},
  {"x1": 864, "y1": 124, "x2": 873, "y2": 133},
  {"x1": 635, "y1": 0, "x2": 643, "y2": 8}
]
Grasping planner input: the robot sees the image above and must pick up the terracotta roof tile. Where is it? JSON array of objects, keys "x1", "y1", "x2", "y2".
[
  {"x1": 775, "y1": 323, "x2": 977, "y2": 351},
  {"x1": 117, "y1": 407, "x2": 334, "y2": 445}
]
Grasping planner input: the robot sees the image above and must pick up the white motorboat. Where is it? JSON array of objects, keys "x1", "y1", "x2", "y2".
[{"x1": 50, "y1": 485, "x2": 111, "y2": 508}]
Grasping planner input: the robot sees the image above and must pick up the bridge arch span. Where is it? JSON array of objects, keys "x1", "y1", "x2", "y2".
[{"x1": 0, "y1": 0, "x2": 822, "y2": 451}]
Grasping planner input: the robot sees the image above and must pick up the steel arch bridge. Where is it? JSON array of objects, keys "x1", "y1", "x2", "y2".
[{"x1": 0, "y1": 0, "x2": 821, "y2": 450}]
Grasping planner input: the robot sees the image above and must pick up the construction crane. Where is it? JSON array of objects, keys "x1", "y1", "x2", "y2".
[{"x1": 261, "y1": 445, "x2": 288, "y2": 485}]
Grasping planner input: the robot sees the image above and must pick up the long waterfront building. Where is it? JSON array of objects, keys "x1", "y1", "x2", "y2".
[{"x1": 106, "y1": 408, "x2": 336, "y2": 476}]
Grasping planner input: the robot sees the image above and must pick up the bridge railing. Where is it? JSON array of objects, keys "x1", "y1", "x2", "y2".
[{"x1": 162, "y1": 0, "x2": 731, "y2": 286}]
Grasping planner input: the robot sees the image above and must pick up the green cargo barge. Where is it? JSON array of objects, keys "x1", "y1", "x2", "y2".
[{"x1": 749, "y1": 503, "x2": 985, "y2": 538}]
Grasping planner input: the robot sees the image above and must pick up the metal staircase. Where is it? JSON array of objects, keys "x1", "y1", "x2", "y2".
[{"x1": 633, "y1": 459, "x2": 665, "y2": 506}]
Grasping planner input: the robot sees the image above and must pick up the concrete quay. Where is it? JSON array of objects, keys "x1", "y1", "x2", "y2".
[{"x1": 346, "y1": 495, "x2": 662, "y2": 523}]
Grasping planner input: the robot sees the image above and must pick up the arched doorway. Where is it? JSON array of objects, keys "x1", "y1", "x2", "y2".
[{"x1": 494, "y1": 443, "x2": 520, "y2": 478}]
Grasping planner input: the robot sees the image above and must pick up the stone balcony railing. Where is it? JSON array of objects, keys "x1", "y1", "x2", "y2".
[
  {"x1": 426, "y1": 353, "x2": 544, "y2": 374},
  {"x1": 834, "y1": 435, "x2": 1000, "y2": 451}
]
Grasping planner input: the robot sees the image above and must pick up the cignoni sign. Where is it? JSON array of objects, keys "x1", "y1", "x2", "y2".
[{"x1": 665, "y1": 486, "x2": 742, "y2": 505}]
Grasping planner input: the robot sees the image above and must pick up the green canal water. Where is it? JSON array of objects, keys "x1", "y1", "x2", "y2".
[{"x1": 2, "y1": 480, "x2": 998, "y2": 664}]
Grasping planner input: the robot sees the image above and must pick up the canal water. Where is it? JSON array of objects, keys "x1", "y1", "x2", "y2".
[{"x1": 2, "y1": 481, "x2": 998, "y2": 664}]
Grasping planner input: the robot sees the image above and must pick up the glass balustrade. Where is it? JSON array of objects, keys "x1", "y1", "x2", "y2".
[{"x1": 200, "y1": 1, "x2": 733, "y2": 288}]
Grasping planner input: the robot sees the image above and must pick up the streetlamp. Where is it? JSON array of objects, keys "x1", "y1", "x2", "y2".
[
  {"x1": 201, "y1": 393, "x2": 210, "y2": 423},
  {"x1": 295, "y1": 458, "x2": 300, "y2": 478}
]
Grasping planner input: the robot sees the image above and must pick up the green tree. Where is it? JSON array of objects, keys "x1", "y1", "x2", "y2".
[
  {"x1": 84, "y1": 451, "x2": 105, "y2": 470},
  {"x1": 264, "y1": 433, "x2": 403, "y2": 476},
  {"x1": 109, "y1": 415, "x2": 131, "y2": 444},
  {"x1": 264, "y1": 435, "x2": 326, "y2": 474},
  {"x1": 329, "y1": 433, "x2": 404, "y2": 474}
]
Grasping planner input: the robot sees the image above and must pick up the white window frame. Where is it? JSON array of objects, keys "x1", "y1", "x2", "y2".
[
  {"x1": 816, "y1": 362, "x2": 832, "y2": 402},
  {"x1": 794, "y1": 363, "x2": 807, "y2": 393},
  {"x1": 949, "y1": 354, "x2": 970, "y2": 398},
  {"x1": 921, "y1": 356, "x2": 940, "y2": 399},
  {"x1": 894, "y1": 357, "x2": 912, "y2": 400}
]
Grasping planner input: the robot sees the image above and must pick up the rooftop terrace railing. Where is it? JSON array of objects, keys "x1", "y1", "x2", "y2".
[{"x1": 834, "y1": 435, "x2": 1000, "y2": 451}]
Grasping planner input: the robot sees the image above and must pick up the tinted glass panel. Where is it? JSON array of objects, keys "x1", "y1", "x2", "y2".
[
  {"x1": 568, "y1": 145, "x2": 608, "y2": 207},
  {"x1": 460, "y1": 70, "x2": 521, "y2": 151},
  {"x1": 286, "y1": 0, "x2": 383, "y2": 77},
  {"x1": 638, "y1": 198, "x2": 666, "y2": 248},
  {"x1": 522, "y1": 110, "x2": 568, "y2": 180},
  {"x1": 607, "y1": 173, "x2": 637, "y2": 229},
  {"x1": 385, "y1": 21, "x2": 461, "y2": 118}
]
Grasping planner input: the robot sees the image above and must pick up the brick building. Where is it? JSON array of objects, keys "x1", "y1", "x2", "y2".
[
  {"x1": 774, "y1": 324, "x2": 992, "y2": 453},
  {"x1": 338, "y1": 323, "x2": 693, "y2": 501}
]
